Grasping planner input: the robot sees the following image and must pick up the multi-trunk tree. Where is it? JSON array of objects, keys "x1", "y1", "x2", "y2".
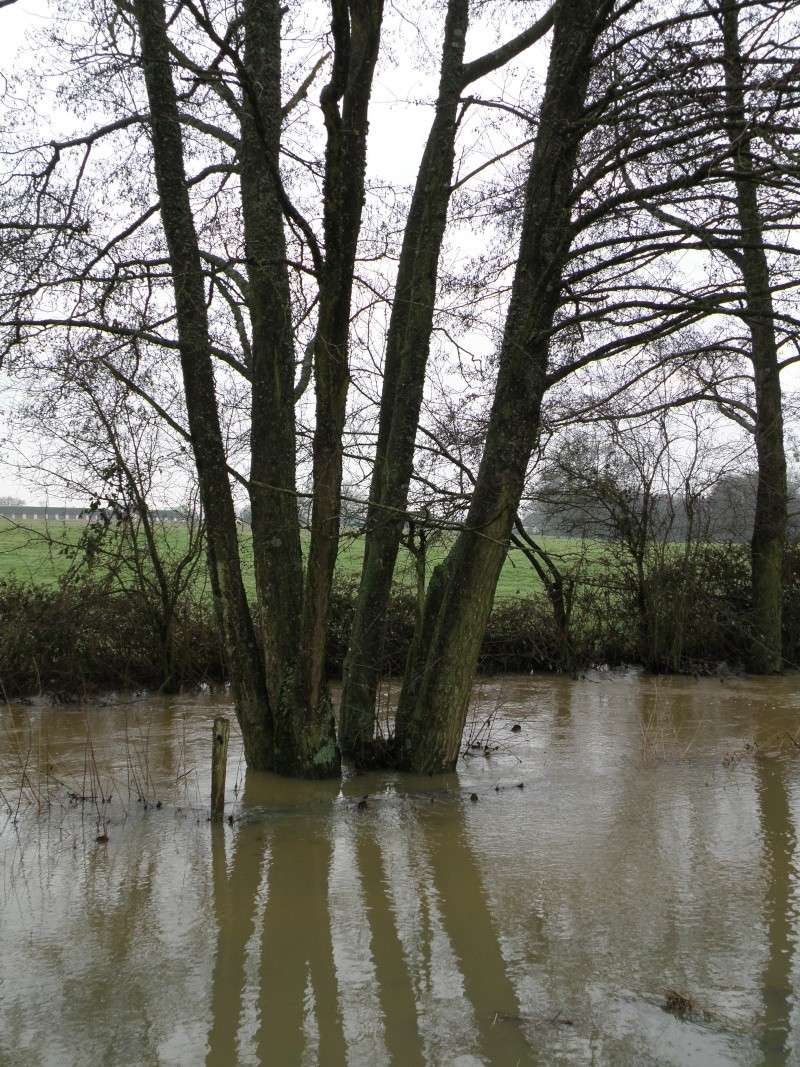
[
  {"x1": 0, "y1": 0, "x2": 578, "y2": 774},
  {"x1": 392, "y1": 0, "x2": 615, "y2": 772},
  {"x1": 338, "y1": 0, "x2": 557, "y2": 763},
  {"x1": 1, "y1": 0, "x2": 799, "y2": 776},
  {"x1": 131, "y1": 0, "x2": 385, "y2": 774}
]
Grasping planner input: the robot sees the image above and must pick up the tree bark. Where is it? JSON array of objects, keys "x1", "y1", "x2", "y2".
[
  {"x1": 720, "y1": 0, "x2": 786, "y2": 674},
  {"x1": 133, "y1": 0, "x2": 272, "y2": 767},
  {"x1": 339, "y1": 0, "x2": 470, "y2": 764},
  {"x1": 241, "y1": 0, "x2": 305, "y2": 710},
  {"x1": 238, "y1": 0, "x2": 345, "y2": 776},
  {"x1": 281, "y1": 0, "x2": 384, "y2": 776},
  {"x1": 394, "y1": 0, "x2": 610, "y2": 773}
]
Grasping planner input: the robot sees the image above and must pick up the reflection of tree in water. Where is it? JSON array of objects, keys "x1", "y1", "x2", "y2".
[
  {"x1": 206, "y1": 774, "x2": 344, "y2": 1066},
  {"x1": 347, "y1": 793, "x2": 424, "y2": 1067},
  {"x1": 206, "y1": 772, "x2": 535, "y2": 1064},
  {"x1": 755, "y1": 756, "x2": 797, "y2": 1060},
  {"x1": 417, "y1": 795, "x2": 534, "y2": 1065},
  {"x1": 255, "y1": 802, "x2": 345, "y2": 1064},
  {"x1": 6, "y1": 816, "x2": 211, "y2": 1066}
]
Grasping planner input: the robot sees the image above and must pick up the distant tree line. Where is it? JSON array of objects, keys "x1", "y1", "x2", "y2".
[{"x1": 528, "y1": 466, "x2": 800, "y2": 545}]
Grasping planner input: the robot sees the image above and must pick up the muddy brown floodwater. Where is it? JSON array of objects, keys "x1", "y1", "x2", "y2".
[{"x1": 1, "y1": 671, "x2": 800, "y2": 1065}]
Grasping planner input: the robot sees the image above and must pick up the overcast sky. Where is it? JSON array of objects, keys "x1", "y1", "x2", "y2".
[
  {"x1": 0, "y1": 1, "x2": 435, "y2": 501},
  {"x1": 0, "y1": 0, "x2": 46, "y2": 69},
  {"x1": 1, "y1": 2, "x2": 790, "y2": 506},
  {"x1": 1, "y1": 3, "x2": 45, "y2": 499},
  {"x1": 0, "y1": 0, "x2": 525, "y2": 503}
]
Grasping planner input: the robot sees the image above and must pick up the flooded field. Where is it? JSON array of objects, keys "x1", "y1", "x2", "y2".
[{"x1": 2, "y1": 671, "x2": 800, "y2": 1065}]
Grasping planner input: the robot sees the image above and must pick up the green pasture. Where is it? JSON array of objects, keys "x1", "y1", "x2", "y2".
[{"x1": 0, "y1": 517, "x2": 593, "y2": 601}]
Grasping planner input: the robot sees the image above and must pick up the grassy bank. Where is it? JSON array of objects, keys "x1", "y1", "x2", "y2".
[
  {"x1": 2, "y1": 540, "x2": 799, "y2": 701},
  {"x1": 2, "y1": 518, "x2": 799, "y2": 701},
  {"x1": 0, "y1": 517, "x2": 590, "y2": 601}
]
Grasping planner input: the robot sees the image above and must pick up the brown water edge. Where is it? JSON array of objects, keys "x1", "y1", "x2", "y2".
[{"x1": 1, "y1": 671, "x2": 800, "y2": 1065}]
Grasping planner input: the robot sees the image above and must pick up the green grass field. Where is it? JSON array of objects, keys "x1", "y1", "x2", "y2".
[{"x1": 0, "y1": 518, "x2": 593, "y2": 601}]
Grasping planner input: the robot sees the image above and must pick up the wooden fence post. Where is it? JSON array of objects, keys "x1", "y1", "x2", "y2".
[{"x1": 211, "y1": 716, "x2": 230, "y2": 820}]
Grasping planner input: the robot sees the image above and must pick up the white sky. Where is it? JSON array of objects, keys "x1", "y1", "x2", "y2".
[
  {"x1": 1, "y1": 1, "x2": 48, "y2": 500},
  {"x1": 0, "y1": 0, "x2": 46, "y2": 67},
  {"x1": 0, "y1": 2, "x2": 794, "y2": 505},
  {"x1": 0, "y1": 0, "x2": 515, "y2": 503}
]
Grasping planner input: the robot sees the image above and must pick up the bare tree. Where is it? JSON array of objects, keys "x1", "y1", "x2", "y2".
[
  {"x1": 536, "y1": 408, "x2": 750, "y2": 668},
  {"x1": 0, "y1": 0, "x2": 568, "y2": 773},
  {"x1": 8, "y1": 353, "x2": 208, "y2": 691},
  {"x1": 393, "y1": 0, "x2": 615, "y2": 772},
  {"x1": 339, "y1": 0, "x2": 557, "y2": 763},
  {"x1": 2, "y1": 0, "x2": 799, "y2": 776}
]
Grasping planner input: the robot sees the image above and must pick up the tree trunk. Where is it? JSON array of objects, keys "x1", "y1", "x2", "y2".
[
  {"x1": 157, "y1": 610, "x2": 179, "y2": 694},
  {"x1": 272, "y1": 0, "x2": 383, "y2": 776},
  {"x1": 241, "y1": 0, "x2": 305, "y2": 711},
  {"x1": 414, "y1": 528, "x2": 427, "y2": 624},
  {"x1": 394, "y1": 0, "x2": 609, "y2": 774},
  {"x1": 338, "y1": 0, "x2": 470, "y2": 763},
  {"x1": 720, "y1": 0, "x2": 786, "y2": 674},
  {"x1": 511, "y1": 519, "x2": 574, "y2": 667},
  {"x1": 339, "y1": 2, "x2": 558, "y2": 764},
  {"x1": 133, "y1": 0, "x2": 272, "y2": 768},
  {"x1": 238, "y1": 0, "x2": 340, "y2": 776}
]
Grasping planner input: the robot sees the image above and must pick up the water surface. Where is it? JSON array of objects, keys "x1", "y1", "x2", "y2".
[{"x1": 2, "y1": 671, "x2": 800, "y2": 1065}]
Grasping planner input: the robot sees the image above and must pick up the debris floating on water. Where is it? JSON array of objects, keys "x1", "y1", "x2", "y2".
[{"x1": 663, "y1": 990, "x2": 693, "y2": 1016}]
